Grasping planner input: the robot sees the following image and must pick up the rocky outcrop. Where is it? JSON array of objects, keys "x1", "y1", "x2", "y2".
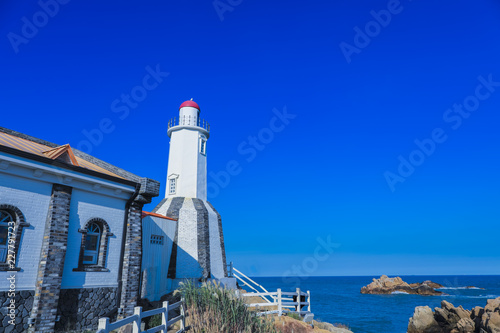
[
  {"x1": 360, "y1": 275, "x2": 443, "y2": 296},
  {"x1": 408, "y1": 306, "x2": 442, "y2": 333},
  {"x1": 410, "y1": 281, "x2": 445, "y2": 290},
  {"x1": 407, "y1": 297, "x2": 500, "y2": 333}
]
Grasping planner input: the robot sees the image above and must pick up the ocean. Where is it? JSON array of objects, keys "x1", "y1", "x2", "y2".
[{"x1": 250, "y1": 275, "x2": 500, "y2": 333}]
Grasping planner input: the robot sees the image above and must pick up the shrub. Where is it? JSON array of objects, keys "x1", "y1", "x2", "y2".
[
  {"x1": 144, "y1": 313, "x2": 162, "y2": 329},
  {"x1": 286, "y1": 312, "x2": 302, "y2": 321},
  {"x1": 177, "y1": 280, "x2": 276, "y2": 333}
]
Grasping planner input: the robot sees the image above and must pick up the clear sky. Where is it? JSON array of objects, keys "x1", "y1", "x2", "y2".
[{"x1": 1, "y1": 0, "x2": 500, "y2": 277}]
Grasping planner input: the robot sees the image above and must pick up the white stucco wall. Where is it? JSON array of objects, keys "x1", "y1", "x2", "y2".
[
  {"x1": 205, "y1": 202, "x2": 225, "y2": 279},
  {"x1": 0, "y1": 172, "x2": 52, "y2": 291},
  {"x1": 0, "y1": 151, "x2": 135, "y2": 292},
  {"x1": 61, "y1": 188, "x2": 127, "y2": 289},
  {"x1": 166, "y1": 129, "x2": 207, "y2": 200},
  {"x1": 175, "y1": 199, "x2": 203, "y2": 278}
]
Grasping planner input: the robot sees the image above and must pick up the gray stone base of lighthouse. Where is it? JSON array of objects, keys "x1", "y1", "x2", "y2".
[{"x1": 152, "y1": 197, "x2": 228, "y2": 281}]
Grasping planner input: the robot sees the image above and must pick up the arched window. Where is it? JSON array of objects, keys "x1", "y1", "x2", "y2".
[
  {"x1": 74, "y1": 218, "x2": 113, "y2": 272},
  {"x1": 0, "y1": 205, "x2": 30, "y2": 271},
  {"x1": 0, "y1": 210, "x2": 13, "y2": 262},
  {"x1": 83, "y1": 223, "x2": 101, "y2": 264}
]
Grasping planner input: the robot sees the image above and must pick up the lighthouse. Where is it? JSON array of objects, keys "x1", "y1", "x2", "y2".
[
  {"x1": 165, "y1": 100, "x2": 209, "y2": 200},
  {"x1": 149, "y1": 100, "x2": 230, "y2": 290}
]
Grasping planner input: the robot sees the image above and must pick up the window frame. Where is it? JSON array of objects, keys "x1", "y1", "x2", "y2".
[
  {"x1": 74, "y1": 218, "x2": 113, "y2": 272},
  {"x1": 83, "y1": 223, "x2": 101, "y2": 265},
  {"x1": 0, "y1": 205, "x2": 30, "y2": 272},
  {"x1": 169, "y1": 178, "x2": 177, "y2": 194},
  {"x1": 199, "y1": 136, "x2": 207, "y2": 155},
  {"x1": 168, "y1": 174, "x2": 179, "y2": 195},
  {"x1": 0, "y1": 211, "x2": 13, "y2": 263}
]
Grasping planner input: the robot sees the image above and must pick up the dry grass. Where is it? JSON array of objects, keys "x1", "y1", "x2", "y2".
[{"x1": 177, "y1": 280, "x2": 277, "y2": 333}]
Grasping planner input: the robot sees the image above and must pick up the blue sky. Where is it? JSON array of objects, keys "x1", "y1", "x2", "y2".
[{"x1": 1, "y1": 0, "x2": 500, "y2": 277}]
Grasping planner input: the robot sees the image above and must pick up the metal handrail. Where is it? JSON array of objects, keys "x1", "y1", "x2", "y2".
[{"x1": 168, "y1": 116, "x2": 210, "y2": 132}]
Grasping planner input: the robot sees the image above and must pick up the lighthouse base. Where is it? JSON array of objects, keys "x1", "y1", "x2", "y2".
[{"x1": 154, "y1": 197, "x2": 227, "y2": 280}]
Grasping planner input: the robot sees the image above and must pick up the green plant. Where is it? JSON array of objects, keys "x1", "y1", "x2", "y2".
[
  {"x1": 177, "y1": 280, "x2": 277, "y2": 333},
  {"x1": 144, "y1": 313, "x2": 162, "y2": 329},
  {"x1": 286, "y1": 312, "x2": 301, "y2": 321}
]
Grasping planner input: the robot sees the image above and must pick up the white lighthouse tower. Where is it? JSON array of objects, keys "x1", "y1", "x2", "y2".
[
  {"x1": 149, "y1": 100, "x2": 230, "y2": 290},
  {"x1": 165, "y1": 100, "x2": 209, "y2": 200}
]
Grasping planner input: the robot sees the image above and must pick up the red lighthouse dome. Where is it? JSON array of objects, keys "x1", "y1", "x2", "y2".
[{"x1": 179, "y1": 100, "x2": 200, "y2": 110}]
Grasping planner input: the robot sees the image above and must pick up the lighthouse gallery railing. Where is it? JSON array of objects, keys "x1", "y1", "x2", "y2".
[{"x1": 168, "y1": 115, "x2": 210, "y2": 132}]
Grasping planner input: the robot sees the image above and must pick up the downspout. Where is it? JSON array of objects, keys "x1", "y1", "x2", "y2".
[{"x1": 116, "y1": 182, "x2": 141, "y2": 315}]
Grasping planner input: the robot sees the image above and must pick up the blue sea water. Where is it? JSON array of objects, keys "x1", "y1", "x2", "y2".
[{"x1": 250, "y1": 276, "x2": 500, "y2": 333}]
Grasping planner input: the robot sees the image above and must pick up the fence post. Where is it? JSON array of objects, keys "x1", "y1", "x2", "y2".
[
  {"x1": 180, "y1": 297, "x2": 186, "y2": 331},
  {"x1": 98, "y1": 317, "x2": 109, "y2": 333},
  {"x1": 133, "y1": 307, "x2": 142, "y2": 333},
  {"x1": 296, "y1": 288, "x2": 301, "y2": 314},
  {"x1": 277, "y1": 289, "x2": 282, "y2": 317},
  {"x1": 307, "y1": 290, "x2": 311, "y2": 312},
  {"x1": 161, "y1": 301, "x2": 169, "y2": 333}
]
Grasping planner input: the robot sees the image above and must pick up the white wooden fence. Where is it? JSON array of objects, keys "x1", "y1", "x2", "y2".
[
  {"x1": 96, "y1": 299, "x2": 185, "y2": 333},
  {"x1": 242, "y1": 288, "x2": 311, "y2": 317}
]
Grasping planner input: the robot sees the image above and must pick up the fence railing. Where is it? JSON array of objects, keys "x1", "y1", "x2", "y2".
[
  {"x1": 242, "y1": 288, "x2": 311, "y2": 317},
  {"x1": 96, "y1": 299, "x2": 185, "y2": 333},
  {"x1": 168, "y1": 116, "x2": 210, "y2": 132},
  {"x1": 232, "y1": 266, "x2": 275, "y2": 303}
]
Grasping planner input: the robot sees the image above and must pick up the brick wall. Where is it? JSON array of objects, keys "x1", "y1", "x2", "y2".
[
  {"x1": 119, "y1": 201, "x2": 144, "y2": 317},
  {"x1": 29, "y1": 184, "x2": 72, "y2": 332}
]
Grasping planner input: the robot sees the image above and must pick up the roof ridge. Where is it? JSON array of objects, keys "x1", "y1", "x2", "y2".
[
  {"x1": 0, "y1": 126, "x2": 60, "y2": 148},
  {"x1": 0, "y1": 126, "x2": 141, "y2": 182},
  {"x1": 0, "y1": 126, "x2": 160, "y2": 199},
  {"x1": 42, "y1": 144, "x2": 79, "y2": 166}
]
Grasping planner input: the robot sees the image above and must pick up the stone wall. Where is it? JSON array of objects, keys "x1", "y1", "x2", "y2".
[
  {"x1": 55, "y1": 287, "x2": 118, "y2": 332},
  {"x1": 30, "y1": 184, "x2": 72, "y2": 332},
  {"x1": 119, "y1": 200, "x2": 144, "y2": 317},
  {"x1": 0, "y1": 290, "x2": 35, "y2": 333}
]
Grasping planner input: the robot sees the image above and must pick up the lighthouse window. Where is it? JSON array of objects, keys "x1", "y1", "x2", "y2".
[
  {"x1": 169, "y1": 178, "x2": 177, "y2": 194},
  {"x1": 200, "y1": 138, "x2": 207, "y2": 155}
]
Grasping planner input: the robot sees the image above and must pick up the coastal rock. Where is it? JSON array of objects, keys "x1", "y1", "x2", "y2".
[
  {"x1": 434, "y1": 300, "x2": 471, "y2": 332},
  {"x1": 410, "y1": 281, "x2": 445, "y2": 289},
  {"x1": 312, "y1": 321, "x2": 353, "y2": 333},
  {"x1": 455, "y1": 318, "x2": 475, "y2": 333},
  {"x1": 408, "y1": 297, "x2": 500, "y2": 333},
  {"x1": 360, "y1": 275, "x2": 443, "y2": 296},
  {"x1": 408, "y1": 306, "x2": 442, "y2": 333}
]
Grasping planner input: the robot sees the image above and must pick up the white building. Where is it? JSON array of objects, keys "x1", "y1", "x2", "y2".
[{"x1": 0, "y1": 128, "x2": 159, "y2": 332}]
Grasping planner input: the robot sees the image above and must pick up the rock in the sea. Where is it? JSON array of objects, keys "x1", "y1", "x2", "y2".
[
  {"x1": 410, "y1": 281, "x2": 444, "y2": 289},
  {"x1": 360, "y1": 275, "x2": 443, "y2": 296},
  {"x1": 408, "y1": 306, "x2": 442, "y2": 333},
  {"x1": 408, "y1": 297, "x2": 500, "y2": 333}
]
